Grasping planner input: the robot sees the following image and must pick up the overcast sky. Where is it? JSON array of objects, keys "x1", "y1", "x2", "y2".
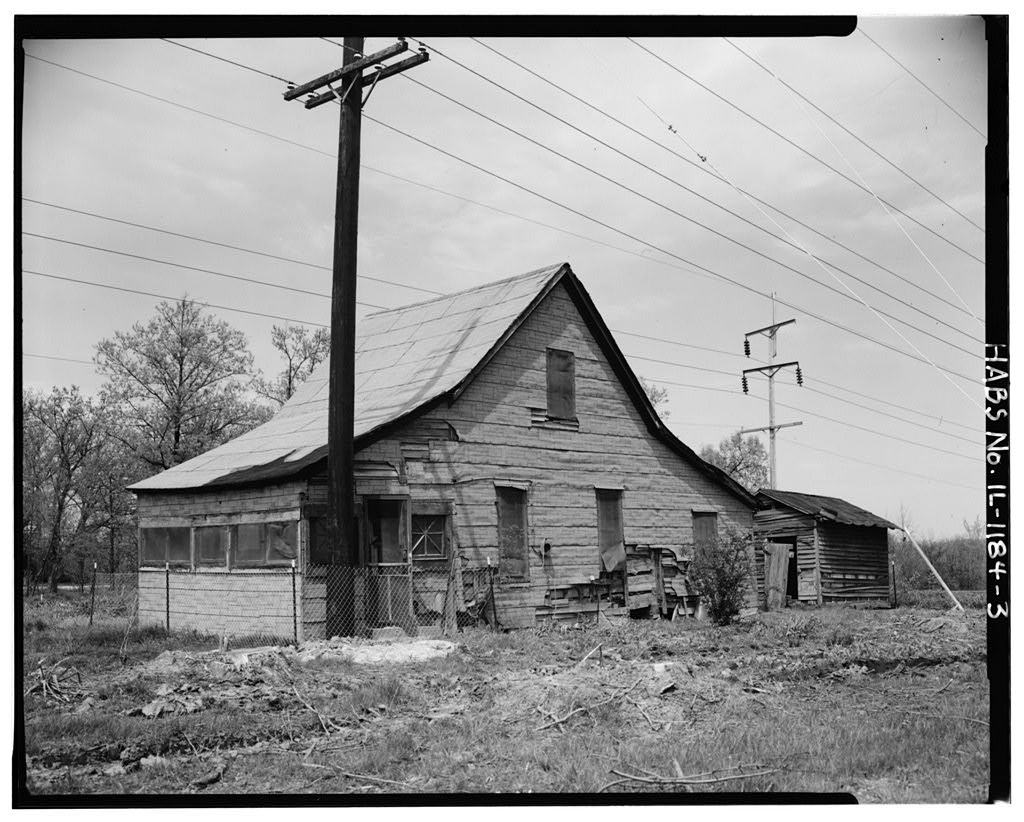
[{"x1": 18, "y1": 17, "x2": 990, "y2": 537}]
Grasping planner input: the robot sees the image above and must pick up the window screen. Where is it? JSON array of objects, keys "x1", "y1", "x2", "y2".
[
  {"x1": 233, "y1": 522, "x2": 298, "y2": 567},
  {"x1": 546, "y1": 348, "x2": 576, "y2": 419},
  {"x1": 195, "y1": 526, "x2": 227, "y2": 565},
  {"x1": 140, "y1": 527, "x2": 191, "y2": 566}
]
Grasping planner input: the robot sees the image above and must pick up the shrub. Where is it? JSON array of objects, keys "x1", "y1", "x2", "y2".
[{"x1": 688, "y1": 529, "x2": 753, "y2": 626}]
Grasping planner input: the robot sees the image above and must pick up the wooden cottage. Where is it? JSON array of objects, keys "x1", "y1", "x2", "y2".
[
  {"x1": 753, "y1": 489, "x2": 897, "y2": 608},
  {"x1": 130, "y1": 263, "x2": 756, "y2": 639}
]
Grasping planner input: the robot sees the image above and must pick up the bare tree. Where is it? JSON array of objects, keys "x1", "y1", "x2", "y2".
[
  {"x1": 95, "y1": 297, "x2": 266, "y2": 470},
  {"x1": 254, "y1": 324, "x2": 330, "y2": 406},
  {"x1": 699, "y1": 431, "x2": 768, "y2": 493},
  {"x1": 22, "y1": 387, "x2": 103, "y2": 591},
  {"x1": 638, "y1": 375, "x2": 670, "y2": 419}
]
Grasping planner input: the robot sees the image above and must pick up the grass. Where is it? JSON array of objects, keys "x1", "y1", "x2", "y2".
[{"x1": 19, "y1": 589, "x2": 989, "y2": 801}]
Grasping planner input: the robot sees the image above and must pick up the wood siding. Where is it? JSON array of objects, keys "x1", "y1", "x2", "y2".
[
  {"x1": 817, "y1": 522, "x2": 890, "y2": 600},
  {"x1": 351, "y1": 282, "x2": 753, "y2": 625},
  {"x1": 135, "y1": 282, "x2": 754, "y2": 631},
  {"x1": 753, "y1": 507, "x2": 818, "y2": 606},
  {"x1": 754, "y1": 506, "x2": 890, "y2": 605}
]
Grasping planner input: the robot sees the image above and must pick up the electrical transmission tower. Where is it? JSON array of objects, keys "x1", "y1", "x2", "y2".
[{"x1": 741, "y1": 296, "x2": 804, "y2": 489}]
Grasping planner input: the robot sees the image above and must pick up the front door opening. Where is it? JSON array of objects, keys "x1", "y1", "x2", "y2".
[{"x1": 366, "y1": 499, "x2": 406, "y2": 564}]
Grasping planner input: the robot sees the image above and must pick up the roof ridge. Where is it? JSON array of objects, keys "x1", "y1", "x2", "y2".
[{"x1": 362, "y1": 262, "x2": 567, "y2": 317}]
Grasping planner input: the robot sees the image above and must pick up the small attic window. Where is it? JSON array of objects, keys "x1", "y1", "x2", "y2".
[{"x1": 546, "y1": 348, "x2": 576, "y2": 420}]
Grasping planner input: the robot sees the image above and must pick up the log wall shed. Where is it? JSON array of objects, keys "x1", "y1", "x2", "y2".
[
  {"x1": 752, "y1": 489, "x2": 897, "y2": 608},
  {"x1": 129, "y1": 263, "x2": 756, "y2": 640}
]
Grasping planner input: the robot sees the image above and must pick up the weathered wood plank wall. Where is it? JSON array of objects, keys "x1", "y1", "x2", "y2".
[{"x1": 346, "y1": 282, "x2": 754, "y2": 625}]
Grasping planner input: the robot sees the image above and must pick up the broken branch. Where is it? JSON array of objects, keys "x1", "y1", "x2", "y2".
[{"x1": 536, "y1": 678, "x2": 642, "y2": 731}]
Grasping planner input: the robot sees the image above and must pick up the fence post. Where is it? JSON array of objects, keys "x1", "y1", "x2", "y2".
[
  {"x1": 488, "y1": 560, "x2": 499, "y2": 633},
  {"x1": 165, "y1": 562, "x2": 170, "y2": 633},
  {"x1": 291, "y1": 559, "x2": 298, "y2": 646},
  {"x1": 89, "y1": 562, "x2": 97, "y2": 626}
]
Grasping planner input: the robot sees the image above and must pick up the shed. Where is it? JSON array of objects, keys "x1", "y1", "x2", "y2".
[
  {"x1": 129, "y1": 263, "x2": 756, "y2": 639},
  {"x1": 752, "y1": 489, "x2": 897, "y2": 608}
]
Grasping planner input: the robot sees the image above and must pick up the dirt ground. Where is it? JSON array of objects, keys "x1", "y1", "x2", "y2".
[{"x1": 20, "y1": 596, "x2": 990, "y2": 801}]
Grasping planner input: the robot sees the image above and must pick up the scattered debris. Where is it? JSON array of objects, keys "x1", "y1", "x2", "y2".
[
  {"x1": 24, "y1": 657, "x2": 82, "y2": 703},
  {"x1": 190, "y1": 758, "x2": 227, "y2": 789},
  {"x1": 601, "y1": 761, "x2": 777, "y2": 792},
  {"x1": 132, "y1": 683, "x2": 204, "y2": 718}
]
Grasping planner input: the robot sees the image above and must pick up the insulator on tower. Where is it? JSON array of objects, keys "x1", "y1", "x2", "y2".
[
  {"x1": 743, "y1": 338, "x2": 751, "y2": 357},
  {"x1": 742, "y1": 375, "x2": 749, "y2": 394},
  {"x1": 796, "y1": 365, "x2": 803, "y2": 386}
]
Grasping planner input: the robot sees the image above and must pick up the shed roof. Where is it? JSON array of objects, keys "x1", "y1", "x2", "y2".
[
  {"x1": 756, "y1": 489, "x2": 897, "y2": 529},
  {"x1": 130, "y1": 262, "x2": 755, "y2": 506}
]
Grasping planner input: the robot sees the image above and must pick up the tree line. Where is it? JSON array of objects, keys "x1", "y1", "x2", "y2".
[{"x1": 22, "y1": 298, "x2": 329, "y2": 591}]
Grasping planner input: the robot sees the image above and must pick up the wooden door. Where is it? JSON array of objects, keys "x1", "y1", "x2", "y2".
[{"x1": 765, "y1": 541, "x2": 791, "y2": 610}]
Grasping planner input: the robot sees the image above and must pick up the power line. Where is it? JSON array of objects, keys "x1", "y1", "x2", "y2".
[
  {"x1": 398, "y1": 56, "x2": 980, "y2": 350},
  {"x1": 28, "y1": 48, "x2": 981, "y2": 387},
  {"x1": 640, "y1": 96, "x2": 983, "y2": 411},
  {"x1": 801, "y1": 381, "x2": 978, "y2": 446},
  {"x1": 723, "y1": 37, "x2": 984, "y2": 234},
  {"x1": 626, "y1": 37, "x2": 985, "y2": 267},
  {"x1": 787, "y1": 439, "x2": 978, "y2": 492},
  {"x1": 364, "y1": 113, "x2": 981, "y2": 387},
  {"x1": 23, "y1": 269, "x2": 330, "y2": 328},
  {"x1": 806, "y1": 377, "x2": 975, "y2": 433},
  {"x1": 468, "y1": 36, "x2": 983, "y2": 323},
  {"x1": 858, "y1": 27, "x2": 986, "y2": 140},
  {"x1": 733, "y1": 41, "x2": 985, "y2": 330},
  {"x1": 24, "y1": 54, "x2": 718, "y2": 293},
  {"x1": 159, "y1": 38, "x2": 296, "y2": 85},
  {"x1": 24, "y1": 352, "x2": 95, "y2": 366},
  {"x1": 638, "y1": 357, "x2": 979, "y2": 450},
  {"x1": 23, "y1": 53, "x2": 332, "y2": 160},
  {"x1": 23, "y1": 202, "x2": 976, "y2": 438},
  {"x1": 768, "y1": 394, "x2": 977, "y2": 461},
  {"x1": 399, "y1": 71, "x2": 980, "y2": 356},
  {"x1": 22, "y1": 197, "x2": 443, "y2": 297},
  {"x1": 22, "y1": 231, "x2": 388, "y2": 310},
  {"x1": 25, "y1": 266, "x2": 978, "y2": 464}
]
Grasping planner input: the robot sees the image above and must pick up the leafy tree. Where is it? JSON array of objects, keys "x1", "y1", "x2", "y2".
[
  {"x1": 95, "y1": 298, "x2": 266, "y2": 471},
  {"x1": 699, "y1": 431, "x2": 768, "y2": 493},
  {"x1": 22, "y1": 388, "x2": 103, "y2": 591},
  {"x1": 638, "y1": 375, "x2": 670, "y2": 418},
  {"x1": 687, "y1": 528, "x2": 753, "y2": 626},
  {"x1": 255, "y1": 324, "x2": 330, "y2": 406}
]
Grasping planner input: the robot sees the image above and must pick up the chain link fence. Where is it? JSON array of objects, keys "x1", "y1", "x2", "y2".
[
  {"x1": 128, "y1": 562, "x2": 500, "y2": 648},
  {"x1": 302, "y1": 563, "x2": 498, "y2": 640},
  {"x1": 23, "y1": 561, "x2": 504, "y2": 651}
]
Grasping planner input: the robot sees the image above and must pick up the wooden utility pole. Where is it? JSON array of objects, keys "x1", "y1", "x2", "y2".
[
  {"x1": 740, "y1": 295, "x2": 803, "y2": 489},
  {"x1": 284, "y1": 38, "x2": 428, "y2": 566}
]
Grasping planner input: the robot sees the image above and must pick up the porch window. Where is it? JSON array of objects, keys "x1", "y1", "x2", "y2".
[
  {"x1": 140, "y1": 527, "x2": 190, "y2": 566},
  {"x1": 411, "y1": 515, "x2": 447, "y2": 560},
  {"x1": 195, "y1": 526, "x2": 227, "y2": 566},
  {"x1": 232, "y1": 521, "x2": 298, "y2": 567}
]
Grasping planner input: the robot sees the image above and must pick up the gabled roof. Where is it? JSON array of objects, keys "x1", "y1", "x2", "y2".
[
  {"x1": 131, "y1": 263, "x2": 756, "y2": 507},
  {"x1": 756, "y1": 489, "x2": 897, "y2": 529}
]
